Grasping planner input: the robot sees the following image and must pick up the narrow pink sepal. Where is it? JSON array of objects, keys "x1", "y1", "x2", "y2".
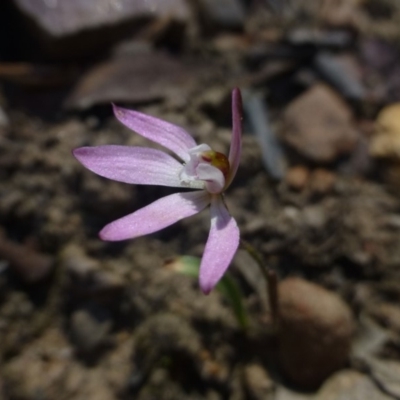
[
  {"x1": 226, "y1": 88, "x2": 243, "y2": 188},
  {"x1": 199, "y1": 195, "x2": 240, "y2": 294},
  {"x1": 100, "y1": 191, "x2": 211, "y2": 241},
  {"x1": 113, "y1": 104, "x2": 197, "y2": 162},
  {"x1": 73, "y1": 145, "x2": 184, "y2": 187}
]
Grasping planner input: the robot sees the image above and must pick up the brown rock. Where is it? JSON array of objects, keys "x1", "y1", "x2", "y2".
[
  {"x1": 370, "y1": 103, "x2": 400, "y2": 160},
  {"x1": 277, "y1": 277, "x2": 354, "y2": 388},
  {"x1": 285, "y1": 165, "x2": 310, "y2": 191},
  {"x1": 282, "y1": 84, "x2": 359, "y2": 163},
  {"x1": 66, "y1": 51, "x2": 196, "y2": 109},
  {"x1": 370, "y1": 101, "x2": 400, "y2": 188}
]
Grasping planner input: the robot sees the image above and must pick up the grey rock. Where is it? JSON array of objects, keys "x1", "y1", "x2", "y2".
[
  {"x1": 316, "y1": 370, "x2": 393, "y2": 400},
  {"x1": 351, "y1": 314, "x2": 390, "y2": 361},
  {"x1": 195, "y1": 0, "x2": 246, "y2": 32},
  {"x1": 12, "y1": 0, "x2": 191, "y2": 57},
  {"x1": 288, "y1": 29, "x2": 352, "y2": 49},
  {"x1": 0, "y1": 106, "x2": 9, "y2": 128},
  {"x1": 275, "y1": 369, "x2": 393, "y2": 400},
  {"x1": 302, "y1": 205, "x2": 327, "y2": 230},
  {"x1": 275, "y1": 386, "x2": 314, "y2": 400},
  {"x1": 15, "y1": 0, "x2": 190, "y2": 37},
  {"x1": 363, "y1": 357, "x2": 400, "y2": 398},
  {"x1": 314, "y1": 52, "x2": 365, "y2": 101}
]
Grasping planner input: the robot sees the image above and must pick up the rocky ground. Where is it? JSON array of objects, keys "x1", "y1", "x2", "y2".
[{"x1": 2, "y1": 0, "x2": 400, "y2": 399}]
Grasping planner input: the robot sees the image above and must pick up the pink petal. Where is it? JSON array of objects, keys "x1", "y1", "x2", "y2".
[
  {"x1": 196, "y1": 164, "x2": 225, "y2": 194},
  {"x1": 199, "y1": 195, "x2": 240, "y2": 294},
  {"x1": 73, "y1": 145, "x2": 185, "y2": 187},
  {"x1": 226, "y1": 88, "x2": 243, "y2": 188},
  {"x1": 100, "y1": 191, "x2": 211, "y2": 241},
  {"x1": 113, "y1": 104, "x2": 197, "y2": 162}
]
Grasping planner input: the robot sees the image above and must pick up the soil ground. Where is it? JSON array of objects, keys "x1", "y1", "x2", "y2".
[{"x1": 2, "y1": 1, "x2": 400, "y2": 399}]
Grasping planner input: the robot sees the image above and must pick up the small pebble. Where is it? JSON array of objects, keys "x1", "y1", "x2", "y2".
[
  {"x1": 285, "y1": 166, "x2": 310, "y2": 191},
  {"x1": 244, "y1": 364, "x2": 274, "y2": 400},
  {"x1": 309, "y1": 168, "x2": 336, "y2": 195},
  {"x1": 70, "y1": 306, "x2": 112, "y2": 354}
]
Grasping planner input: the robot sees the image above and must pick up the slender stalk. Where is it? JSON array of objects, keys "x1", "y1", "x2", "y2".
[{"x1": 240, "y1": 239, "x2": 279, "y2": 331}]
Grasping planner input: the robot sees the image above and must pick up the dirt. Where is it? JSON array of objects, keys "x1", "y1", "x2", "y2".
[{"x1": 2, "y1": 1, "x2": 400, "y2": 399}]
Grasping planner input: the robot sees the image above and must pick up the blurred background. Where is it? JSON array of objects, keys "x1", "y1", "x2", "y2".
[{"x1": 1, "y1": 0, "x2": 400, "y2": 399}]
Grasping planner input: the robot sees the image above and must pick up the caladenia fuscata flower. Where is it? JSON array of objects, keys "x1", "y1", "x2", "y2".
[{"x1": 73, "y1": 88, "x2": 242, "y2": 294}]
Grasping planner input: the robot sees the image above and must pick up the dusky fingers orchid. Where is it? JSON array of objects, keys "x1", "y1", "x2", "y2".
[{"x1": 73, "y1": 88, "x2": 243, "y2": 294}]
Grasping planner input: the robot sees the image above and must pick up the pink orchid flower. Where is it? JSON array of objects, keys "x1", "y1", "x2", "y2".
[{"x1": 73, "y1": 88, "x2": 242, "y2": 294}]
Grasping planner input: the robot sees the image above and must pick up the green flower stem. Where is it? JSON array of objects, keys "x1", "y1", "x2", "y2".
[{"x1": 240, "y1": 239, "x2": 279, "y2": 331}]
